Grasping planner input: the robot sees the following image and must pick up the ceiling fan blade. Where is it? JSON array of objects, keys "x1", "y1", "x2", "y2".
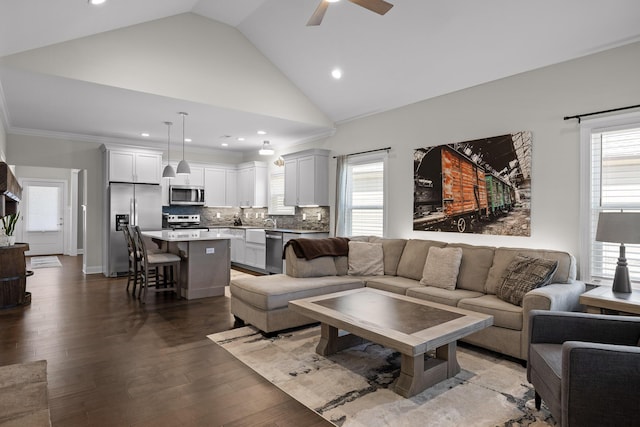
[
  {"x1": 307, "y1": 1, "x2": 330, "y2": 26},
  {"x1": 348, "y1": 0, "x2": 394, "y2": 16}
]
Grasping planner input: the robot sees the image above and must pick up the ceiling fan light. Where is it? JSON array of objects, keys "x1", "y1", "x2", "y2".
[
  {"x1": 162, "y1": 164, "x2": 176, "y2": 179},
  {"x1": 259, "y1": 141, "x2": 275, "y2": 156}
]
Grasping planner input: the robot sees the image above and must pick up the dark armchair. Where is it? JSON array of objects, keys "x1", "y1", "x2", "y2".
[{"x1": 527, "y1": 310, "x2": 640, "y2": 426}]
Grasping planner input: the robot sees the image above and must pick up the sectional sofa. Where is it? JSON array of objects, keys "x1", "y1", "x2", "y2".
[{"x1": 230, "y1": 237, "x2": 585, "y2": 360}]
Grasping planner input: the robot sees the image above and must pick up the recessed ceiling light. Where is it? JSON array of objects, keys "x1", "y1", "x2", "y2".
[
  {"x1": 237, "y1": 137, "x2": 245, "y2": 141},
  {"x1": 331, "y1": 68, "x2": 342, "y2": 79},
  {"x1": 141, "y1": 132, "x2": 150, "y2": 137},
  {"x1": 185, "y1": 138, "x2": 192, "y2": 142},
  {"x1": 327, "y1": 0, "x2": 340, "y2": 3},
  {"x1": 257, "y1": 130, "x2": 267, "y2": 135},
  {"x1": 221, "y1": 143, "x2": 229, "y2": 147},
  {"x1": 88, "y1": 0, "x2": 107, "y2": 5}
]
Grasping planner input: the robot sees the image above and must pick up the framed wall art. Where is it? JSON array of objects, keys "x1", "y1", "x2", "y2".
[{"x1": 413, "y1": 131, "x2": 531, "y2": 236}]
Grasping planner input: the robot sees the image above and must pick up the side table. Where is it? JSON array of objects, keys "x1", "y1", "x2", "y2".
[{"x1": 580, "y1": 286, "x2": 640, "y2": 315}]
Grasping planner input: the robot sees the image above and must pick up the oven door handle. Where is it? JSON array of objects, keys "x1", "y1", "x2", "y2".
[{"x1": 266, "y1": 234, "x2": 282, "y2": 240}]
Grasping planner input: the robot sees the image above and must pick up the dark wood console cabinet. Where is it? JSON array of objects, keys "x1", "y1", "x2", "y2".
[{"x1": 0, "y1": 243, "x2": 31, "y2": 309}]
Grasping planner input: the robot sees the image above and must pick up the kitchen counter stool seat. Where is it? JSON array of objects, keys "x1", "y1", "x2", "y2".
[{"x1": 130, "y1": 225, "x2": 181, "y2": 303}]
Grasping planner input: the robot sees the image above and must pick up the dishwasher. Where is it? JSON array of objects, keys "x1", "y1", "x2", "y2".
[{"x1": 265, "y1": 230, "x2": 284, "y2": 274}]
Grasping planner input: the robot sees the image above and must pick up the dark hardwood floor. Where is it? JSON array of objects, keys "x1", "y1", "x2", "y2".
[{"x1": 0, "y1": 256, "x2": 332, "y2": 427}]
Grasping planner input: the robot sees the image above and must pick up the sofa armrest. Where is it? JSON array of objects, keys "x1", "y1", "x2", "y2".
[
  {"x1": 529, "y1": 310, "x2": 640, "y2": 345},
  {"x1": 562, "y1": 341, "x2": 640, "y2": 426},
  {"x1": 523, "y1": 280, "x2": 586, "y2": 314}
]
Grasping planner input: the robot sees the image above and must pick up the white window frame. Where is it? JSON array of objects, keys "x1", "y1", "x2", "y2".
[
  {"x1": 342, "y1": 151, "x2": 388, "y2": 237},
  {"x1": 267, "y1": 168, "x2": 294, "y2": 216},
  {"x1": 579, "y1": 111, "x2": 640, "y2": 284}
]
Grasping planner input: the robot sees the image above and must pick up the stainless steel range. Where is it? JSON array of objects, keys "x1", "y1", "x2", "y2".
[{"x1": 165, "y1": 214, "x2": 210, "y2": 231}]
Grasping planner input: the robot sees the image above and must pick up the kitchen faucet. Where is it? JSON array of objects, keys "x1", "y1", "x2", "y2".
[{"x1": 264, "y1": 218, "x2": 277, "y2": 228}]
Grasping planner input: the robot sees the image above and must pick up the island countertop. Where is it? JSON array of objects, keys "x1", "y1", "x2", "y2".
[{"x1": 142, "y1": 230, "x2": 234, "y2": 242}]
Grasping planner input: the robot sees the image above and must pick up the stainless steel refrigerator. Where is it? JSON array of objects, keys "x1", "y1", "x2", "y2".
[{"x1": 107, "y1": 183, "x2": 162, "y2": 277}]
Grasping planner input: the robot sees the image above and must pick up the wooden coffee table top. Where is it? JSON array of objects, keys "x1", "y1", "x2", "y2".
[{"x1": 289, "y1": 288, "x2": 493, "y2": 357}]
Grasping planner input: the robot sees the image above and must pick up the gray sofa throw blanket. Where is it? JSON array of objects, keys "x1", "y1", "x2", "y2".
[{"x1": 284, "y1": 237, "x2": 350, "y2": 260}]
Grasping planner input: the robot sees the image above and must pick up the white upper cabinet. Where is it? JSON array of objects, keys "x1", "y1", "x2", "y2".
[
  {"x1": 204, "y1": 166, "x2": 235, "y2": 207},
  {"x1": 283, "y1": 149, "x2": 329, "y2": 206},
  {"x1": 105, "y1": 148, "x2": 162, "y2": 184},
  {"x1": 237, "y1": 162, "x2": 267, "y2": 207},
  {"x1": 172, "y1": 165, "x2": 204, "y2": 187}
]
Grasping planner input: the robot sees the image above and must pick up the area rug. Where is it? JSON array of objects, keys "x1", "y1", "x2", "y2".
[
  {"x1": 0, "y1": 360, "x2": 51, "y2": 426},
  {"x1": 28, "y1": 256, "x2": 62, "y2": 269},
  {"x1": 208, "y1": 326, "x2": 555, "y2": 427}
]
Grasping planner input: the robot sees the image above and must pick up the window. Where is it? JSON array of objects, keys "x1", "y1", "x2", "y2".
[
  {"x1": 582, "y1": 118, "x2": 640, "y2": 283},
  {"x1": 268, "y1": 170, "x2": 294, "y2": 215},
  {"x1": 26, "y1": 184, "x2": 61, "y2": 232},
  {"x1": 338, "y1": 152, "x2": 387, "y2": 237}
]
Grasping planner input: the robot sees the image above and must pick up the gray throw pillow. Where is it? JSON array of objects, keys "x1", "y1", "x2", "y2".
[
  {"x1": 348, "y1": 241, "x2": 384, "y2": 276},
  {"x1": 495, "y1": 254, "x2": 559, "y2": 306},
  {"x1": 420, "y1": 246, "x2": 463, "y2": 290}
]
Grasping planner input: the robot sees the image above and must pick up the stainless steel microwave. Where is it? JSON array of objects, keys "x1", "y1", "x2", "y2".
[{"x1": 169, "y1": 185, "x2": 205, "y2": 206}]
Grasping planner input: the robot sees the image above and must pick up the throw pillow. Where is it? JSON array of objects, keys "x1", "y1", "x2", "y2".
[
  {"x1": 348, "y1": 241, "x2": 384, "y2": 276},
  {"x1": 495, "y1": 255, "x2": 559, "y2": 306},
  {"x1": 420, "y1": 246, "x2": 463, "y2": 290}
]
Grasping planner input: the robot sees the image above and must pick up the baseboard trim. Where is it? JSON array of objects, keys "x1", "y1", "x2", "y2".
[{"x1": 83, "y1": 265, "x2": 103, "y2": 275}]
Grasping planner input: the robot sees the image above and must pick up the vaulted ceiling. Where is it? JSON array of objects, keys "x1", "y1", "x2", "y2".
[{"x1": 1, "y1": 0, "x2": 640, "y2": 154}]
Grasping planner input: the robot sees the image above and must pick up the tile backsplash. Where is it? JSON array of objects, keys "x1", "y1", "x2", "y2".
[{"x1": 163, "y1": 205, "x2": 330, "y2": 231}]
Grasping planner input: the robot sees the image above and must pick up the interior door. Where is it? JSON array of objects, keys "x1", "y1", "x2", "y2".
[{"x1": 21, "y1": 180, "x2": 66, "y2": 255}]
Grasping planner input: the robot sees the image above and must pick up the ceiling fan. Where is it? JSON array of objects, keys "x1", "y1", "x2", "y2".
[{"x1": 307, "y1": 0, "x2": 394, "y2": 26}]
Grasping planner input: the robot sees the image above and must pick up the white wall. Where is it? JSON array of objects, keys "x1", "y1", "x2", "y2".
[
  {"x1": 0, "y1": 115, "x2": 6, "y2": 162},
  {"x1": 7, "y1": 134, "x2": 103, "y2": 272},
  {"x1": 317, "y1": 41, "x2": 640, "y2": 267}
]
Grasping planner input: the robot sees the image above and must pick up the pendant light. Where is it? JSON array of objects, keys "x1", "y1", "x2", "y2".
[
  {"x1": 162, "y1": 121, "x2": 176, "y2": 179},
  {"x1": 176, "y1": 112, "x2": 191, "y2": 175},
  {"x1": 259, "y1": 140, "x2": 274, "y2": 156}
]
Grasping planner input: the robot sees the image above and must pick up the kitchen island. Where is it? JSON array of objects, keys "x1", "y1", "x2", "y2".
[{"x1": 142, "y1": 230, "x2": 233, "y2": 300}]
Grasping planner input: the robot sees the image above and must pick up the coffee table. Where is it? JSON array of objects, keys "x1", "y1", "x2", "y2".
[{"x1": 289, "y1": 288, "x2": 493, "y2": 398}]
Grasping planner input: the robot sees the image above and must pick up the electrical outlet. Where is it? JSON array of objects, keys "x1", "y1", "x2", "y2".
[
  {"x1": 216, "y1": 212, "x2": 221, "y2": 218},
  {"x1": 302, "y1": 213, "x2": 306, "y2": 221},
  {"x1": 260, "y1": 212, "x2": 264, "y2": 219},
  {"x1": 317, "y1": 213, "x2": 322, "y2": 221},
  {"x1": 245, "y1": 212, "x2": 249, "y2": 218},
  {"x1": 255, "y1": 212, "x2": 259, "y2": 218}
]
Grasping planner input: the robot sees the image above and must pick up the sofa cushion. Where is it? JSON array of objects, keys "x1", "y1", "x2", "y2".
[
  {"x1": 335, "y1": 256, "x2": 348, "y2": 276},
  {"x1": 495, "y1": 255, "x2": 559, "y2": 306},
  {"x1": 396, "y1": 239, "x2": 448, "y2": 281},
  {"x1": 458, "y1": 295, "x2": 523, "y2": 330},
  {"x1": 370, "y1": 237, "x2": 407, "y2": 276},
  {"x1": 230, "y1": 274, "x2": 364, "y2": 311},
  {"x1": 406, "y1": 287, "x2": 484, "y2": 307},
  {"x1": 365, "y1": 276, "x2": 420, "y2": 295},
  {"x1": 446, "y1": 243, "x2": 495, "y2": 293},
  {"x1": 285, "y1": 247, "x2": 338, "y2": 278},
  {"x1": 420, "y1": 246, "x2": 463, "y2": 290},
  {"x1": 485, "y1": 247, "x2": 575, "y2": 294},
  {"x1": 348, "y1": 241, "x2": 384, "y2": 276}
]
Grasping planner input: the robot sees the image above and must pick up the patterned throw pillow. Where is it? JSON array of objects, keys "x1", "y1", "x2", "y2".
[{"x1": 496, "y1": 255, "x2": 559, "y2": 306}]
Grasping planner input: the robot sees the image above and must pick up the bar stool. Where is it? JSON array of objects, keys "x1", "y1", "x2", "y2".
[
  {"x1": 130, "y1": 225, "x2": 182, "y2": 304},
  {"x1": 122, "y1": 225, "x2": 141, "y2": 295}
]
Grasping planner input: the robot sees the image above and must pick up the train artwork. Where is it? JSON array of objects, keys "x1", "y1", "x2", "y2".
[{"x1": 413, "y1": 132, "x2": 531, "y2": 236}]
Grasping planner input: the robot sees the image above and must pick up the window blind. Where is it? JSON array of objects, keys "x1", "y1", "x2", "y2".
[
  {"x1": 346, "y1": 159, "x2": 385, "y2": 236},
  {"x1": 268, "y1": 170, "x2": 295, "y2": 215},
  {"x1": 590, "y1": 126, "x2": 640, "y2": 282}
]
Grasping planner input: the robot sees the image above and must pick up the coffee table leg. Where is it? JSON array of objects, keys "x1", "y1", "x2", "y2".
[
  {"x1": 317, "y1": 323, "x2": 338, "y2": 356},
  {"x1": 396, "y1": 342, "x2": 460, "y2": 398},
  {"x1": 316, "y1": 323, "x2": 367, "y2": 356}
]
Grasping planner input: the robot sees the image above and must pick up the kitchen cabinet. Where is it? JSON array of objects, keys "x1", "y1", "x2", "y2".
[
  {"x1": 227, "y1": 228, "x2": 246, "y2": 264},
  {"x1": 283, "y1": 149, "x2": 329, "y2": 206},
  {"x1": 237, "y1": 162, "x2": 267, "y2": 207},
  {"x1": 204, "y1": 166, "x2": 236, "y2": 207},
  {"x1": 171, "y1": 164, "x2": 204, "y2": 186},
  {"x1": 106, "y1": 149, "x2": 162, "y2": 184},
  {"x1": 244, "y1": 228, "x2": 266, "y2": 270}
]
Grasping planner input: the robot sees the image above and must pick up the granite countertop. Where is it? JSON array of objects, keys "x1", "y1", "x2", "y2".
[
  {"x1": 143, "y1": 230, "x2": 234, "y2": 242},
  {"x1": 267, "y1": 228, "x2": 329, "y2": 234}
]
